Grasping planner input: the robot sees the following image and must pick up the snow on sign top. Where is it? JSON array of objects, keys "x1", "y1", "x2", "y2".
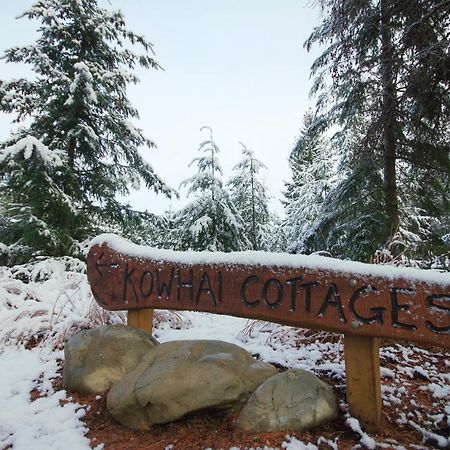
[
  {"x1": 90, "y1": 234, "x2": 450, "y2": 284},
  {"x1": 87, "y1": 234, "x2": 450, "y2": 348}
]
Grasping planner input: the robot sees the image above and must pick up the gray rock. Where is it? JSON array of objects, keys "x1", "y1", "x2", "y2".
[
  {"x1": 236, "y1": 369, "x2": 338, "y2": 432},
  {"x1": 63, "y1": 324, "x2": 158, "y2": 394},
  {"x1": 107, "y1": 340, "x2": 277, "y2": 430}
]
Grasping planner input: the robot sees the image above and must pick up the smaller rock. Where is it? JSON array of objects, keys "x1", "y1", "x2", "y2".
[
  {"x1": 63, "y1": 324, "x2": 158, "y2": 394},
  {"x1": 237, "y1": 369, "x2": 338, "y2": 432}
]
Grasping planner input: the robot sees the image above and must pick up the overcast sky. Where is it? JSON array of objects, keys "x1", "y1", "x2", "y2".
[{"x1": 0, "y1": 0, "x2": 322, "y2": 216}]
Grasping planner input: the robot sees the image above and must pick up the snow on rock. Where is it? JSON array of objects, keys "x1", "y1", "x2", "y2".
[
  {"x1": 0, "y1": 346, "x2": 95, "y2": 450},
  {"x1": 90, "y1": 233, "x2": 450, "y2": 286}
]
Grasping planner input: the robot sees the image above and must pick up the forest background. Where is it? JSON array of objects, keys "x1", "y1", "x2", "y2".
[{"x1": 0, "y1": 0, "x2": 449, "y2": 269}]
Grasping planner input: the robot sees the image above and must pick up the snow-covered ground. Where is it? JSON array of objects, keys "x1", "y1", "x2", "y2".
[
  {"x1": 0, "y1": 257, "x2": 449, "y2": 449},
  {"x1": 0, "y1": 346, "x2": 94, "y2": 450}
]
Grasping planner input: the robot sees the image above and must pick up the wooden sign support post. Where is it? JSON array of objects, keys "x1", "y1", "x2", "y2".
[
  {"x1": 127, "y1": 308, "x2": 153, "y2": 334},
  {"x1": 344, "y1": 335, "x2": 382, "y2": 432},
  {"x1": 87, "y1": 235, "x2": 450, "y2": 434}
]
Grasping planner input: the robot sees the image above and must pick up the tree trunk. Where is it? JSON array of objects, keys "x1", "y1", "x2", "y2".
[
  {"x1": 380, "y1": 0, "x2": 400, "y2": 247},
  {"x1": 250, "y1": 158, "x2": 257, "y2": 250}
]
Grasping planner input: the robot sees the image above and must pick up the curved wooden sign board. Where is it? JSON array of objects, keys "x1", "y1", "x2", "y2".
[
  {"x1": 87, "y1": 235, "x2": 450, "y2": 433},
  {"x1": 87, "y1": 239, "x2": 450, "y2": 348}
]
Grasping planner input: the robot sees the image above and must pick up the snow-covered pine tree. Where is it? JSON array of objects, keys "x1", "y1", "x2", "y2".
[
  {"x1": 0, "y1": 0, "x2": 171, "y2": 256},
  {"x1": 171, "y1": 127, "x2": 249, "y2": 252},
  {"x1": 136, "y1": 207, "x2": 178, "y2": 250},
  {"x1": 305, "y1": 124, "x2": 388, "y2": 260},
  {"x1": 227, "y1": 142, "x2": 271, "y2": 250},
  {"x1": 305, "y1": 0, "x2": 450, "y2": 261},
  {"x1": 0, "y1": 136, "x2": 82, "y2": 257},
  {"x1": 397, "y1": 162, "x2": 450, "y2": 263},
  {"x1": 265, "y1": 214, "x2": 288, "y2": 253},
  {"x1": 283, "y1": 110, "x2": 333, "y2": 254}
]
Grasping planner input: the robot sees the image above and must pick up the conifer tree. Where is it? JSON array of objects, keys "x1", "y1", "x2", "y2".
[
  {"x1": 227, "y1": 142, "x2": 271, "y2": 250},
  {"x1": 171, "y1": 127, "x2": 248, "y2": 252},
  {"x1": 305, "y1": 0, "x2": 450, "y2": 260},
  {"x1": 0, "y1": 136, "x2": 80, "y2": 256},
  {"x1": 265, "y1": 215, "x2": 288, "y2": 253},
  {"x1": 283, "y1": 111, "x2": 333, "y2": 254},
  {"x1": 141, "y1": 208, "x2": 178, "y2": 250},
  {"x1": 0, "y1": 0, "x2": 171, "y2": 256},
  {"x1": 305, "y1": 125, "x2": 388, "y2": 260}
]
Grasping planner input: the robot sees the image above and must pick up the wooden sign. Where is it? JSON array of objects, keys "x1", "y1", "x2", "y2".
[
  {"x1": 87, "y1": 239, "x2": 450, "y2": 349},
  {"x1": 86, "y1": 236, "x2": 450, "y2": 434}
]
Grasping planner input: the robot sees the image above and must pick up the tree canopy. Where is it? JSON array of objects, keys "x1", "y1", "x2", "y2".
[
  {"x1": 171, "y1": 127, "x2": 249, "y2": 252},
  {"x1": 228, "y1": 142, "x2": 272, "y2": 250},
  {"x1": 304, "y1": 0, "x2": 450, "y2": 261},
  {"x1": 0, "y1": 0, "x2": 171, "y2": 256}
]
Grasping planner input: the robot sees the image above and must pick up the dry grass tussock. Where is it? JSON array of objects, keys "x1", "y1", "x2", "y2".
[{"x1": 0, "y1": 257, "x2": 187, "y2": 349}]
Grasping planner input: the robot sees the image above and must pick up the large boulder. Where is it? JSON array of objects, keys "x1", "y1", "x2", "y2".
[
  {"x1": 107, "y1": 339, "x2": 277, "y2": 430},
  {"x1": 63, "y1": 324, "x2": 158, "y2": 394},
  {"x1": 237, "y1": 369, "x2": 338, "y2": 432}
]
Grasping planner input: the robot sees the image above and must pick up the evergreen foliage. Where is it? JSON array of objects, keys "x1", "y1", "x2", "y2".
[
  {"x1": 0, "y1": 136, "x2": 81, "y2": 256},
  {"x1": 227, "y1": 142, "x2": 271, "y2": 250},
  {"x1": 265, "y1": 215, "x2": 288, "y2": 253},
  {"x1": 0, "y1": 0, "x2": 171, "y2": 256},
  {"x1": 171, "y1": 127, "x2": 249, "y2": 252},
  {"x1": 283, "y1": 111, "x2": 334, "y2": 254},
  {"x1": 137, "y1": 208, "x2": 179, "y2": 250},
  {"x1": 306, "y1": 128, "x2": 388, "y2": 260},
  {"x1": 305, "y1": 0, "x2": 450, "y2": 261}
]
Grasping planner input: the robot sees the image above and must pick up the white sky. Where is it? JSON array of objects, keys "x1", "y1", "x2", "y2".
[{"x1": 0, "y1": 0, "x2": 322, "y2": 216}]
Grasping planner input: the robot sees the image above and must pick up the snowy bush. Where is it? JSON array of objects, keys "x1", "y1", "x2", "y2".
[{"x1": 0, "y1": 257, "x2": 124, "y2": 348}]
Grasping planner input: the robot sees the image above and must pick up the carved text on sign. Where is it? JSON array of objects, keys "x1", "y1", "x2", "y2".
[{"x1": 87, "y1": 241, "x2": 450, "y2": 348}]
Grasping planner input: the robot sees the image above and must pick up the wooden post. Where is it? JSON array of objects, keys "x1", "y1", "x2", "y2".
[
  {"x1": 344, "y1": 334, "x2": 382, "y2": 433},
  {"x1": 127, "y1": 308, "x2": 153, "y2": 334}
]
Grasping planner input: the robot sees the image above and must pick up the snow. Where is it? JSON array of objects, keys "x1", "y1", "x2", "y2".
[
  {"x1": 1, "y1": 257, "x2": 449, "y2": 449},
  {"x1": 421, "y1": 382, "x2": 450, "y2": 399},
  {"x1": 190, "y1": 214, "x2": 212, "y2": 236},
  {"x1": 0, "y1": 346, "x2": 93, "y2": 450},
  {"x1": 346, "y1": 417, "x2": 377, "y2": 449},
  {"x1": 90, "y1": 233, "x2": 450, "y2": 286},
  {"x1": 73, "y1": 62, "x2": 93, "y2": 80},
  {"x1": 124, "y1": 120, "x2": 142, "y2": 139},
  {"x1": 0, "y1": 258, "x2": 120, "y2": 449},
  {"x1": 406, "y1": 421, "x2": 450, "y2": 448},
  {"x1": 282, "y1": 436, "x2": 318, "y2": 449},
  {"x1": 0, "y1": 136, "x2": 64, "y2": 167},
  {"x1": 69, "y1": 61, "x2": 98, "y2": 104},
  {"x1": 0, "y1": 256, "x2": 123, "y2": 348}
]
